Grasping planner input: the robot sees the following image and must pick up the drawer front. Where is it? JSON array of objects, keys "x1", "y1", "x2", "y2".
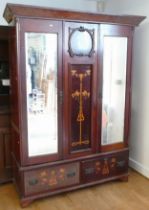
[
  {"x1": 24, "y1": 162, "x2": 80, "y2": 195},
  {"x1": 81, "y1": 151, "x2": 128, "y2": 183}
]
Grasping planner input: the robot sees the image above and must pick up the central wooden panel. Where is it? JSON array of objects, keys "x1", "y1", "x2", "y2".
[{"x1": 69, "y1": 64, "x2": 92, "y2": 152}]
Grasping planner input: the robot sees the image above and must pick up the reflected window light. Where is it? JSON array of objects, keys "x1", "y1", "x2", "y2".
[
  {"x1": 69, "y1": 27, "x2": 94, "y2": 57},
  {"x1": 25, "y1": 32, "x2": 58, "y2": 157},
  {"x1": 101, "y1": 36, "x2": 127, "y2": 145}
]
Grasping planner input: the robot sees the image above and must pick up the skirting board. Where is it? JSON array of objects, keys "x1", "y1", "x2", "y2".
[{"x1": 129, "y1": 157, "x2": 149, "y2": 178}]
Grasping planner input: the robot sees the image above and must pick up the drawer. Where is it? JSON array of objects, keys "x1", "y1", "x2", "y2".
[
  {"x1": 81, "y1": 150, "x2": 128, "y2": 183},
  {"x1": 24, "y1": 162, "x2": 80, "y2": 196}
]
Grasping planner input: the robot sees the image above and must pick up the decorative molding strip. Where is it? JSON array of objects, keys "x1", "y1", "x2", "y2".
[{"x1": 129, "y1": 157, "x2": 149, "y2": 178}]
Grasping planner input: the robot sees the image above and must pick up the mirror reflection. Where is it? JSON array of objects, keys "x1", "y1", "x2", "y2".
[
  {"x1": 69, "y1": 28, "x2": 93, "y2": 56},
  {"x1": 25, "y1": 33, "x2": 58, "y2": 157},
  {"x1": 102, "y1": 37, "x2": 127, "y2": 145}
]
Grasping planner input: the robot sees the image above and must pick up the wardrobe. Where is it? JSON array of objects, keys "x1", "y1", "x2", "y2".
[{"x1": 3, "y1": 3, "x2": 145, "y2": 207}]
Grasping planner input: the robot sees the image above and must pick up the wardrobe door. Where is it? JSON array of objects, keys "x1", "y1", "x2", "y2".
[
  {"x1": 98, "y1": 24, "x2": 133, "y2": 152},
  {"x1": 63, "y1": 22, "x2": 98, "y2": 158},
  {"x1": 18, "y1": 19, "x2": 63, "y2": 165}
]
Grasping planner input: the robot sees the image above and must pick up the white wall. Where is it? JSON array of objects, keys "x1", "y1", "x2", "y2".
[
  {"x1": 105, "y1": 0, "x2": 149, "y2": 178},
  {"x1": 0, "y1": 0, "x2": 97, "y2": 25}
]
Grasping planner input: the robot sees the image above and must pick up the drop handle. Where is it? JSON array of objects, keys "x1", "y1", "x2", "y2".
[
  {"x1": 59, "y1": 90, "x2": 63, "y2": 104},
  {"x1": 99, "y1": 92, "x2": 102, "y2": 98}
]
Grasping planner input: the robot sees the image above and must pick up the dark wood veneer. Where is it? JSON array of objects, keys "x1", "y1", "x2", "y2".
[{"x1": 0, "y1": 26, "x2": 12, "y2": 184}]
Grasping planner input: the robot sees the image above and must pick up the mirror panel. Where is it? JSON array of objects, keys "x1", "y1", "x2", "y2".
[
  {"x1": 101, "y1": 37, "x2": 127, "y2": 145},
  {"x1": 70, "y1": 30, "x2": 92, "y2": 54},
  {"x1": 25, "y1": 33, "x2": 58, "y2": 157},
  {"x1": 68, "y1": 27, "x2": 94, "y2": 57}
]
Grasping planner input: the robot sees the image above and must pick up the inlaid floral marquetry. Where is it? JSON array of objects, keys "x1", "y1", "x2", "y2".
[
  {"x1": 69, "y1": 64, "x2": 92, "y2": 151},
  {"x1": 71, "y1": 70, "x2": 91, "y2": 147},
  {"x1": 24, "y1": 162, "x2": 80, "y2": 195},
  {"x1": 81, "y1": 152, "x2": 128, "y2": 183}
]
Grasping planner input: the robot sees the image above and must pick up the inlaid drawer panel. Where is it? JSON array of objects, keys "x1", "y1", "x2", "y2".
[
  {"x1": 24, "y1": 162, "x2": 80, "y2": 196},
  {"x1": 81, "y1": 151, "x2": 128, "y2": 183}
]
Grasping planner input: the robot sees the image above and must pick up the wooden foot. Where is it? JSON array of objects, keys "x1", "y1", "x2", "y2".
[
  {"x1": 20, "y1": 199, "x2": 33, "y2": 208},
  {"x1": 119, "y1": 175, "x2": 128, "y2": 182}
]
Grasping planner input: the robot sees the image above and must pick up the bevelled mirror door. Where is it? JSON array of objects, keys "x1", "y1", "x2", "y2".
[
  {"x1": 101, "y1": 37, "x2": 127, "y2": 145},
  {"x1": 25, "y1": 32, "x2": 58, "y2": 157}
]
